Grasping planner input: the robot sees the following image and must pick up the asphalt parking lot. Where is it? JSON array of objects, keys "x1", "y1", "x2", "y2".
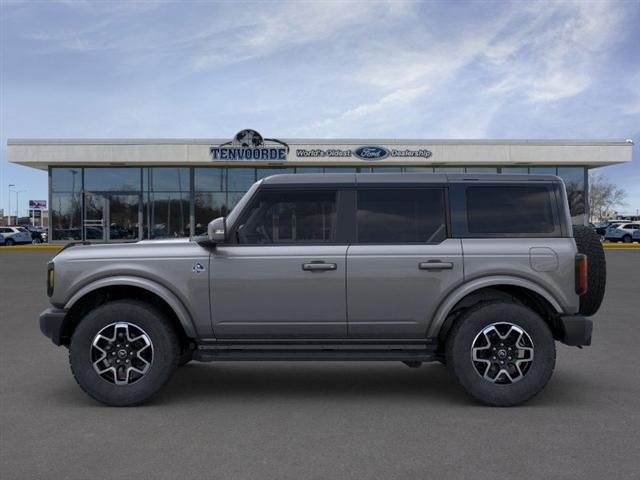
[{"x1": 1, "y1": 250, "x2": 639, "y2": 479}]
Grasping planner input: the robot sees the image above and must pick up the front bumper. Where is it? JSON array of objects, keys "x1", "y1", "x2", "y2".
[
  {"x1": 40, "y1": 308, "x2": 67, "y2": 346},
  {"x1": 558, "y1": 316, "x2": 593, "y2": 346}
]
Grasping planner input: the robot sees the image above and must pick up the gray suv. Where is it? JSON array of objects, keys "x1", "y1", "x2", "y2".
[{"x1": 40, "y1": 173, "x2": 606, "y2": 406}]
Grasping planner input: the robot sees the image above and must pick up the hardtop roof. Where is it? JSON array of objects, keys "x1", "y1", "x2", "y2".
[{"x1": 260, "y1": 172, "x2": 562, "y2": 186}]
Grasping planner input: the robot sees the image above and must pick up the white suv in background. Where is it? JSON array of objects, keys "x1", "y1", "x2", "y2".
[
  {"x1": 604, "y1": 223, "x2": 640, "y2": 243},
  {"x1": 0, "y1": 226, "x2": 32, "y2": 246}
]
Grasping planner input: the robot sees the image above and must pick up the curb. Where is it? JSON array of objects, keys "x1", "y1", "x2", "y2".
[
  {"x1": 0, "y1": 245, "x2": 63, "y2": 251},
  {"x1": 602, "y1": 243, "x2": 640, "y2": 249}
]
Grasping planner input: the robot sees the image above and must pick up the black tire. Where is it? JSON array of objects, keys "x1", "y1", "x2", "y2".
[
  {"x1": 446, "y1": 302, "x2": 556, "y2": 407},
  {"x1": 69, "y1": 300, "x2": 180, "y2": 406},
  {"x1": 622, "y1": 235, "x2": 632, "y2": 244},
  {"x1": 32, "y1": 238, "x2": 42, "y2": 244},
  {"x1": 5, "y1": 238, "x2": 14, "y2": 246},
  {"x1": 573, "y1": 225, "x2": 606, "y2": 316}
]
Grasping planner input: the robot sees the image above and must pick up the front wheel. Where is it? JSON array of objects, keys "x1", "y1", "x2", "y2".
[
  {"x1": 623, "y1": 235, "x2": 632, "y2": 243},
  {"x1": 69, "y1": 300, "x2": 180, "y2": 406},
  {"x1": 446, "y1": 302, "x2": 555, "y2": 406}
]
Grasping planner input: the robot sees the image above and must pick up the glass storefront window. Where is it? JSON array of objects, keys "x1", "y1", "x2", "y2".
[
  {"x1": 227, "y1": 168, "x2": 256, "y2": 190},
  {"x1": 434, "y1": 167, "x2": 464, "y2": 173},
  {"x1": 144, "y1": 192, "x2": 189, "y2": 239},
  {"x1": 194, "y1": 192, "x2": 227, "y2": 235},
  {"x1": 465, "y1": 167, "x2": 498, "y2": 173},
  {"x1": 145, "y1": 168, "x2": 189, "y2": 192},
  {"x1": 322, "y1": 167, "x2": 357, "y2": 173},
  {"x1": 295, "y1": 167, "x2": 324, "y2": 174},
  {"x1": 403, "y1": 167, "x2": 434, "y2": 173},
  {"x1": 256, "y1": 168, "x2": 295, "y2": 180},
  {"x1": 557, "y1": 167, "x2": 586, "y2": 219},
  {"x1": 501, "y1": 167, "x2": 529, "y2": 174},
  {"x1": 51, "y1": 168, "x2": 82, "y2": 193},
  {"x1": 530, "y1": 167, "x2": 557, "y2": 175},
  {"x1": 51, "y1": 192, "x2": 82, "y2": 240},
  {"x1": 85, "y1": 168, "x2": 141, "y2": 191},
  {"x1": 194, "y1": 168, "x2": 225, "y2": 191},
  {"x1": 370, "y1": 167, "x2": 403, "y2": 173}
]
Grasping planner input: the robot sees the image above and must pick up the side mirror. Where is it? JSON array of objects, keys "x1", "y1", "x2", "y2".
[{"x1": 207, "y1": 217, "x2": 226, "y2": 244}]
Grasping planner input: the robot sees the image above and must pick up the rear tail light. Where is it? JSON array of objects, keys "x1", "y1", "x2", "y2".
[{"x1": 575, "y1": 254, "x2": 588, "y2": 295}]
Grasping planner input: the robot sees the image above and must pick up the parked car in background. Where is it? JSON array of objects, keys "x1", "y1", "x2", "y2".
[
  {"x1": 21, "y1": 225, "x2": 48, "y2": 244},
  {"x1": 604, "y1": 223, "x2": 640, "y2": 243},
  {"x1": 0, "y1": 226, "x2": 32, "y2": 246},
  {"x1": 632, "y1": 229, "x2": 640, "y2": 243},
  {"x1": 595, "y1": 220, "x2": 625, "y2": 238},
  {"x1": 0, "y1": 232, "x2": 5, "y2": 245}
]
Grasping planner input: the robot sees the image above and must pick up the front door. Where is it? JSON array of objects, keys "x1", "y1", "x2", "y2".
[
  {"x1": 84, "y1": 193, "x2": 142, "y2": 242},
  {"x1": 210, "y1": 189, "x2": 347, "y2": 338},
  {"x1": 346, "y1": 187, "x2": 463, "y2": 338}
]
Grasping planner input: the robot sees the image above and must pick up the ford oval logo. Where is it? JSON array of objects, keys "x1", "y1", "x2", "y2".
[{"x1": 354, "y1": 146, "x2": 389, "y2": 160}]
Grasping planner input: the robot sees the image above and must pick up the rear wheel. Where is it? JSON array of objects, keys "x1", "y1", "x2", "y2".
[
  {"x1": 5, "y1": 238, "x2": 14, "y2": 246},
  {"x1": 69, "y1": 300, "x2": 180, "y2": 406},
  {"x1": 622, "y1": 235, "x2": 632, "y2": 243},
  {"x1": 446, "y1": 302, "x2": 555, "y2": 406},
  {"x1": 32, "y1": 237, "x2": 42, "y2": 244}
]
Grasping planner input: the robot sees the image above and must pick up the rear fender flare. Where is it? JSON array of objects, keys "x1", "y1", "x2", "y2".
[{"x1": 427, "y1": 275, "x2": 563, "y2": 338}]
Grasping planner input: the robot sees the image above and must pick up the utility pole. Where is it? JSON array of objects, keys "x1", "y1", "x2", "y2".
[{"x1": 8, "y1": 184, "x2": 15, "y2": 225}]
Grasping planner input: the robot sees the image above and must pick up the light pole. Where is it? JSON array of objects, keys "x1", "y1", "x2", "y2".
[
  {"x1": 15, "y1": 190, "x2": 26, "y2": 225},
  {"x1": 8, "y1": 184, "x2": 15, "y2": 225}
]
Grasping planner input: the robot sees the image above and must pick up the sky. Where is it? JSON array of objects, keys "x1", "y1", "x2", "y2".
[{"x1": 1, "y1": 0, "x2": 639, "y2": 217}]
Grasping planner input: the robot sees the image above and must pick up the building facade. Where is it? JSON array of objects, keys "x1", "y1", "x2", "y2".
[{"x1": 7, "y1": 131, "x2": 633, "y2": 243}]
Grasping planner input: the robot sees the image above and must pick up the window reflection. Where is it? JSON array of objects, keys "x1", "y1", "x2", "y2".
[
  {"x1": 51, "y1": 193, "x2": 81, "y2": 240},
  {"x1": 51, "y1": 168, "x2": 82, "y2": 193},
  {"x1": 144, "y1": 193, "x2": 189, "y2": 239},
  {"x1": 85, "y1": 168, "x2": 141, "y2": 191}
]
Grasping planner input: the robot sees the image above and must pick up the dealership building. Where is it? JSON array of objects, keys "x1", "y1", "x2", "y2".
[{"x1": 7, "y1": 131, "x2": 633, "y2": 243}]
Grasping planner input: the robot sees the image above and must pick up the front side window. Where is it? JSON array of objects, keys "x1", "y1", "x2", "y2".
[
  {"x1": 466, "y1": 186, "x2": 556, "y2": 234},
  {"x1": 356, "y1": 188, "x2": 447, "y2": 244},
  {"x1": 235, "y1": 190, "x2": 337, "y2": 244}
]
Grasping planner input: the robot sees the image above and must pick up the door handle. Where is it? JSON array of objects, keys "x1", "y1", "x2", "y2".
[
  {"x1": 419, "y1": 261, "x2": 454, "y2": 270},
  {"x1": 302, "y1": 262, "x2": 337, "y2": 272}
]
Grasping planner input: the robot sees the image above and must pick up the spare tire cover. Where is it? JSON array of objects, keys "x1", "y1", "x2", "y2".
[{"x1": 573, "y1": 225, "x2": 606, "y2": 316}]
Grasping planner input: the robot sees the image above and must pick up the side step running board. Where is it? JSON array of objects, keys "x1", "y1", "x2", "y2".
[{"x1": 193, "y1": 345, "x2": 438, "y2": 362}]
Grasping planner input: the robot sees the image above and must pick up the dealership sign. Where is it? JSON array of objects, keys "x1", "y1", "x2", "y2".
[
  {"x1": 211, "y1": 130, "x2": 433, "y2": 162},
  {"x1": 29, "y1": 200, "x2": 47, "y2": 209},
  {"x1": 296, "y1": 146, "x2": 432, "y2": 160},
  {"x1": 211, "y1": 129, "x2": 289, "y2": 160}
]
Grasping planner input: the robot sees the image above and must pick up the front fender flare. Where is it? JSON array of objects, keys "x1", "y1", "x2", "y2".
[
  {"x1": 426, "y1": 275, "x2": 564, "y2": 338},
  {"x1": 64, "y1": 276, "x2": 197, "y2": 338}
]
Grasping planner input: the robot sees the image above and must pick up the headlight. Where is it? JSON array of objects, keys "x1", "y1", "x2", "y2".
[{"x1": 47, "y1": 262, "x2": 55, "y2": 297}]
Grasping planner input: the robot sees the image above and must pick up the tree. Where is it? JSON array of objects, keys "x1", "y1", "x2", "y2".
[{"x1": 588, "y1": 172, "x2": 627, "y2": 221}]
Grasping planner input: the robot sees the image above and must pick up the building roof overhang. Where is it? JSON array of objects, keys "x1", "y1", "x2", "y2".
[{"x1": 7, "y1": 138, "x2": 633, "y2": 171}]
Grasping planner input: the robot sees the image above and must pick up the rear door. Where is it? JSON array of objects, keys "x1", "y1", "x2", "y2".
[
  {"x1": 211, "y1": 188, "x2": 348, "y2": 338},
  {"x1": 346, "y1": 187, "x2": 463, "y2": 338}
]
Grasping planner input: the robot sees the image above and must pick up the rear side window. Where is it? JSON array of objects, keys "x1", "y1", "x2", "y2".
[
  {"x1": 466, "y1": 186, "x2": 555, "y2": 234},
  {"x1": 357, "y1": 188, "x2": 447, "y2": 243}
]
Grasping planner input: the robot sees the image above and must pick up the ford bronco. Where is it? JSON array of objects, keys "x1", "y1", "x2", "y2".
[{"x1": 40, "y1": 173, "x2": 606, "y2": 406}]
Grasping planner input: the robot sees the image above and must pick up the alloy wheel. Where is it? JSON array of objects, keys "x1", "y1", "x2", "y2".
[
  {"x1": 471, "y1": 322, "x2": 534, "y2": 384},
  {"x1": 90, "y1": 322, "x2": 154, "y2": 385}
]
